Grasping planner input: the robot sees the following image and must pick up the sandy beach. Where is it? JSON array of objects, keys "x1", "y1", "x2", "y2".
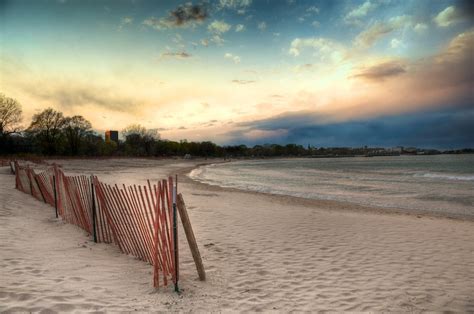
[{"x1": 1, "y1": 158, "x2": 473, "y2": 312}]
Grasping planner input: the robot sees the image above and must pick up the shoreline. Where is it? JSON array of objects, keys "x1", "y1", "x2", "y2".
[{"x1": 176, "y1": 160, "x2": 474, "y2": 223}]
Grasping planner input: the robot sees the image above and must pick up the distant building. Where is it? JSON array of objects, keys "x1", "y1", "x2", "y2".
[{"x1": 105, "y1": 130, "x2": 119, "y2": 143}]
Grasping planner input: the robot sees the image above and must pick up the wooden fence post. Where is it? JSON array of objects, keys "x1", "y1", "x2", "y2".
[
  {"x1": 53, "y1": 175, "x2": 58, "y2": 218},
  {"x1": 91, "y1": 175, "x2": 97, "y2": 243},
  {"x1": 177, "y1": 193, "x2": 206, "y2": 281},
  {"x1": 173, "y1": 179, "x2": 179, "y2": 293}
]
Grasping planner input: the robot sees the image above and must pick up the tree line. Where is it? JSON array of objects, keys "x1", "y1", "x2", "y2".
[
  {"x1": 0, "y1": 93, "x2": 316, "y2": 158},
  {"x1": 3, "y1": 93, "x2": 471, "y2": 158}
]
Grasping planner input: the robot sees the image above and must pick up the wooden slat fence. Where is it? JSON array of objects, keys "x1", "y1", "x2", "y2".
[{"x1": 13, "y1": 161, "x2": 179, "y2": 289}]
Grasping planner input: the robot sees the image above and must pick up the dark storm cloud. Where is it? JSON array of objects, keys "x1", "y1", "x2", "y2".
[
  {"x1": 227, "y1": 105, "x2": 474, "y2": 149},
  {"x1": 456, "y1": 0, "x2": 474, "y2": 19}
]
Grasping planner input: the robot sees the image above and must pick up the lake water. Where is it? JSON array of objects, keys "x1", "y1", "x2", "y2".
[{"x1": 189, "y1": 155, "x2": 474, "y2": 219}]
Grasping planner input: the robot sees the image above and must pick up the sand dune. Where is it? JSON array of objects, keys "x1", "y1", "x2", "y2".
[{"x1": 1, "y1": 159, "x2": 473, "y2": 312}]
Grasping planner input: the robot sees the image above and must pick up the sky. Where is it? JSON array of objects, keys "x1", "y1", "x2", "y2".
[{"x1": 1, "y1": 0, "x2": 473, "y2": 148}]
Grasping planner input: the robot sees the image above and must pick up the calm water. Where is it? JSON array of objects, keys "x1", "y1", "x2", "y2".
[{"x1": 189, "y1": 155, "x2": 474, "y2": 218}]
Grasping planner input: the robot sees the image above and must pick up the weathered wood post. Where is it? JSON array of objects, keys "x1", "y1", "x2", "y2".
[
  {"x1": 177, "y1": 193, "x2": 206, "y2": 281},
  {"x1": 53, "y1": 175, "x2": 58, "y2": 218},
  {"x1": 173, "y1": 176, "x2": 179, "y2": 293},
  {"x1": 91, "y1": 175, "x2": 97, "y2": 243}
]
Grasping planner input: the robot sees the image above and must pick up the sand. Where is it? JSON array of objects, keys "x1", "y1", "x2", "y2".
[{"x1": 1, "y1": 158, "x2": 473, "y2": 312}]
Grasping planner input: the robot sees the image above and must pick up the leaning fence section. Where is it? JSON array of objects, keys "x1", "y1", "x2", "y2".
[{"x1": 13, "y1": 161, "x2": 183, "y2": 289}]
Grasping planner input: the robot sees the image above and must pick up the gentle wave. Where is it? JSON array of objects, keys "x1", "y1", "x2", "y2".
[
  {"x1": 414, "y1": 173, "x2": 474, "y2": 181},
  {"x1": 188, "y1": 156, "x2": 474, "y2": 218}
]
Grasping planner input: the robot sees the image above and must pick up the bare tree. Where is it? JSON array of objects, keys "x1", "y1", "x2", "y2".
[
  {"x1": 122, "y1": 124, "x2": 160, "y2": 140},
  {"x1": 63, "y1": 115, "x2": 92, "y2": 155},
  {"x1": 0, "y1": 93, "x2": 23, "y2": 136},
  {"x1": 27, "y1": 108, "x2": 65, "y2": 154},
  {"x1": 122, "y1": 124, "x2": 160, "y2": 156}
]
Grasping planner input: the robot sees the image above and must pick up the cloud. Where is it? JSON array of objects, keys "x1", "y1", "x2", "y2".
[
  {"x1": 390, "y1": 38, "x2": 403, "y2": 48},
  {"x1": 293, "y1": 63, "x2": 315, "y2": 72},
  {"x1": 433, "y1": 5, "x2": 468, "y2": 27},
  {"x1": 276, "y1": 29, "x2": 474, "y2": 146},
  {"x1": 159, "y1": 51, "x2": 192, "y2": 60},
  {"x1": 118, "y1": 16, "x2": 133, "y2": 30},
  {"x1": 210, "y1": 34, "x2": 225, "y2": 45},
  {"x1": 288, "y1": 37, "x2": 347, "y2": 62},
  {"x1": 21, "y1": 82, "x2": 141, "y2": 114},
  {"x1": 241, "y1": 129, "x2": 288, "y2": 140},
  {"x1": 235, "y1": 24, "x2": 245, "y2": 32},
  {"x1": 414, "y1": 23, "x2": 428, "y2": 34},
  {"x1": 257, "y1": 21, "x2": 267, "y2": 30},
  {"x1": 231, "y1": 79, "x2": 255, "y2": 84},
  {"x1": 143, "y1": 17, "x2": 169, "y2": 30},
  {"x1": 208, "y1": 20, "x2": 231, "y2": 34},
  {"x1": 226, "y1": 106, "x2": 474, "y2": 148},
  {"x1": 143, "y1": 3, "x2": 208, "y2": 30},
  {"x1": 169, "y1": 2, "x2": 208, "y2": 26},
  {"x1": 433, "y1": 28, "x2": 474, "y2": 66},
  {"x1": 219, "y1": 0, "x2": 252, "y2": 10},
  {"x1": 345, "y1": 1, "x2": 377, "y2": 25},
  {"x1": 306, "y1": 6, "x2": 319, "y2": 14},
  {"x1": 225, "y1": 53, "x2": 241, "y2": 64},
  {"x1": 311, "y1": 21, "x2": 320, "y2": 28},
  {"x1": 352, "y1": 60, "x2": 407, "y2": 81},
  {"x1": 354, "y1": 15, "x2": 412, "y2": 48}
]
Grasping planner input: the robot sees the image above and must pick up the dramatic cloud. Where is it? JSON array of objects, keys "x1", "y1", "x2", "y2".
[
  {"x1": 354, "y1": 15, "x2": 412, "y2": 48},
  {"x1": 352, "y1": 60, "x2": 406, "y2": 81},
  {"x1": 225, "y1": 53, "x2": 241, "y2": 64},
  {"x1": 143, "y1": 3, "x2": 208, "y2": 30},
  {"x1": 226, "y1": 106, "x2": 474, "y2": 148},
  {"x1": 208, "y1": 20, "x2": 231, "y2": 34}
]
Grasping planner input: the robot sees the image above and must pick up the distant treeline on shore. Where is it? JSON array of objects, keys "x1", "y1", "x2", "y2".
[
  {"x1": 1, "y1": 94, "x2": 472, "y2": 158},
  {"x1": 2, "y1": 132, "x2": 473, "y2": 159}
]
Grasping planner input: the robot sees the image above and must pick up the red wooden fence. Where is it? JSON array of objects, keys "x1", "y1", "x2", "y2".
[{"x1": 13, "y1": 161, "x2": 178, "y2": 289}]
